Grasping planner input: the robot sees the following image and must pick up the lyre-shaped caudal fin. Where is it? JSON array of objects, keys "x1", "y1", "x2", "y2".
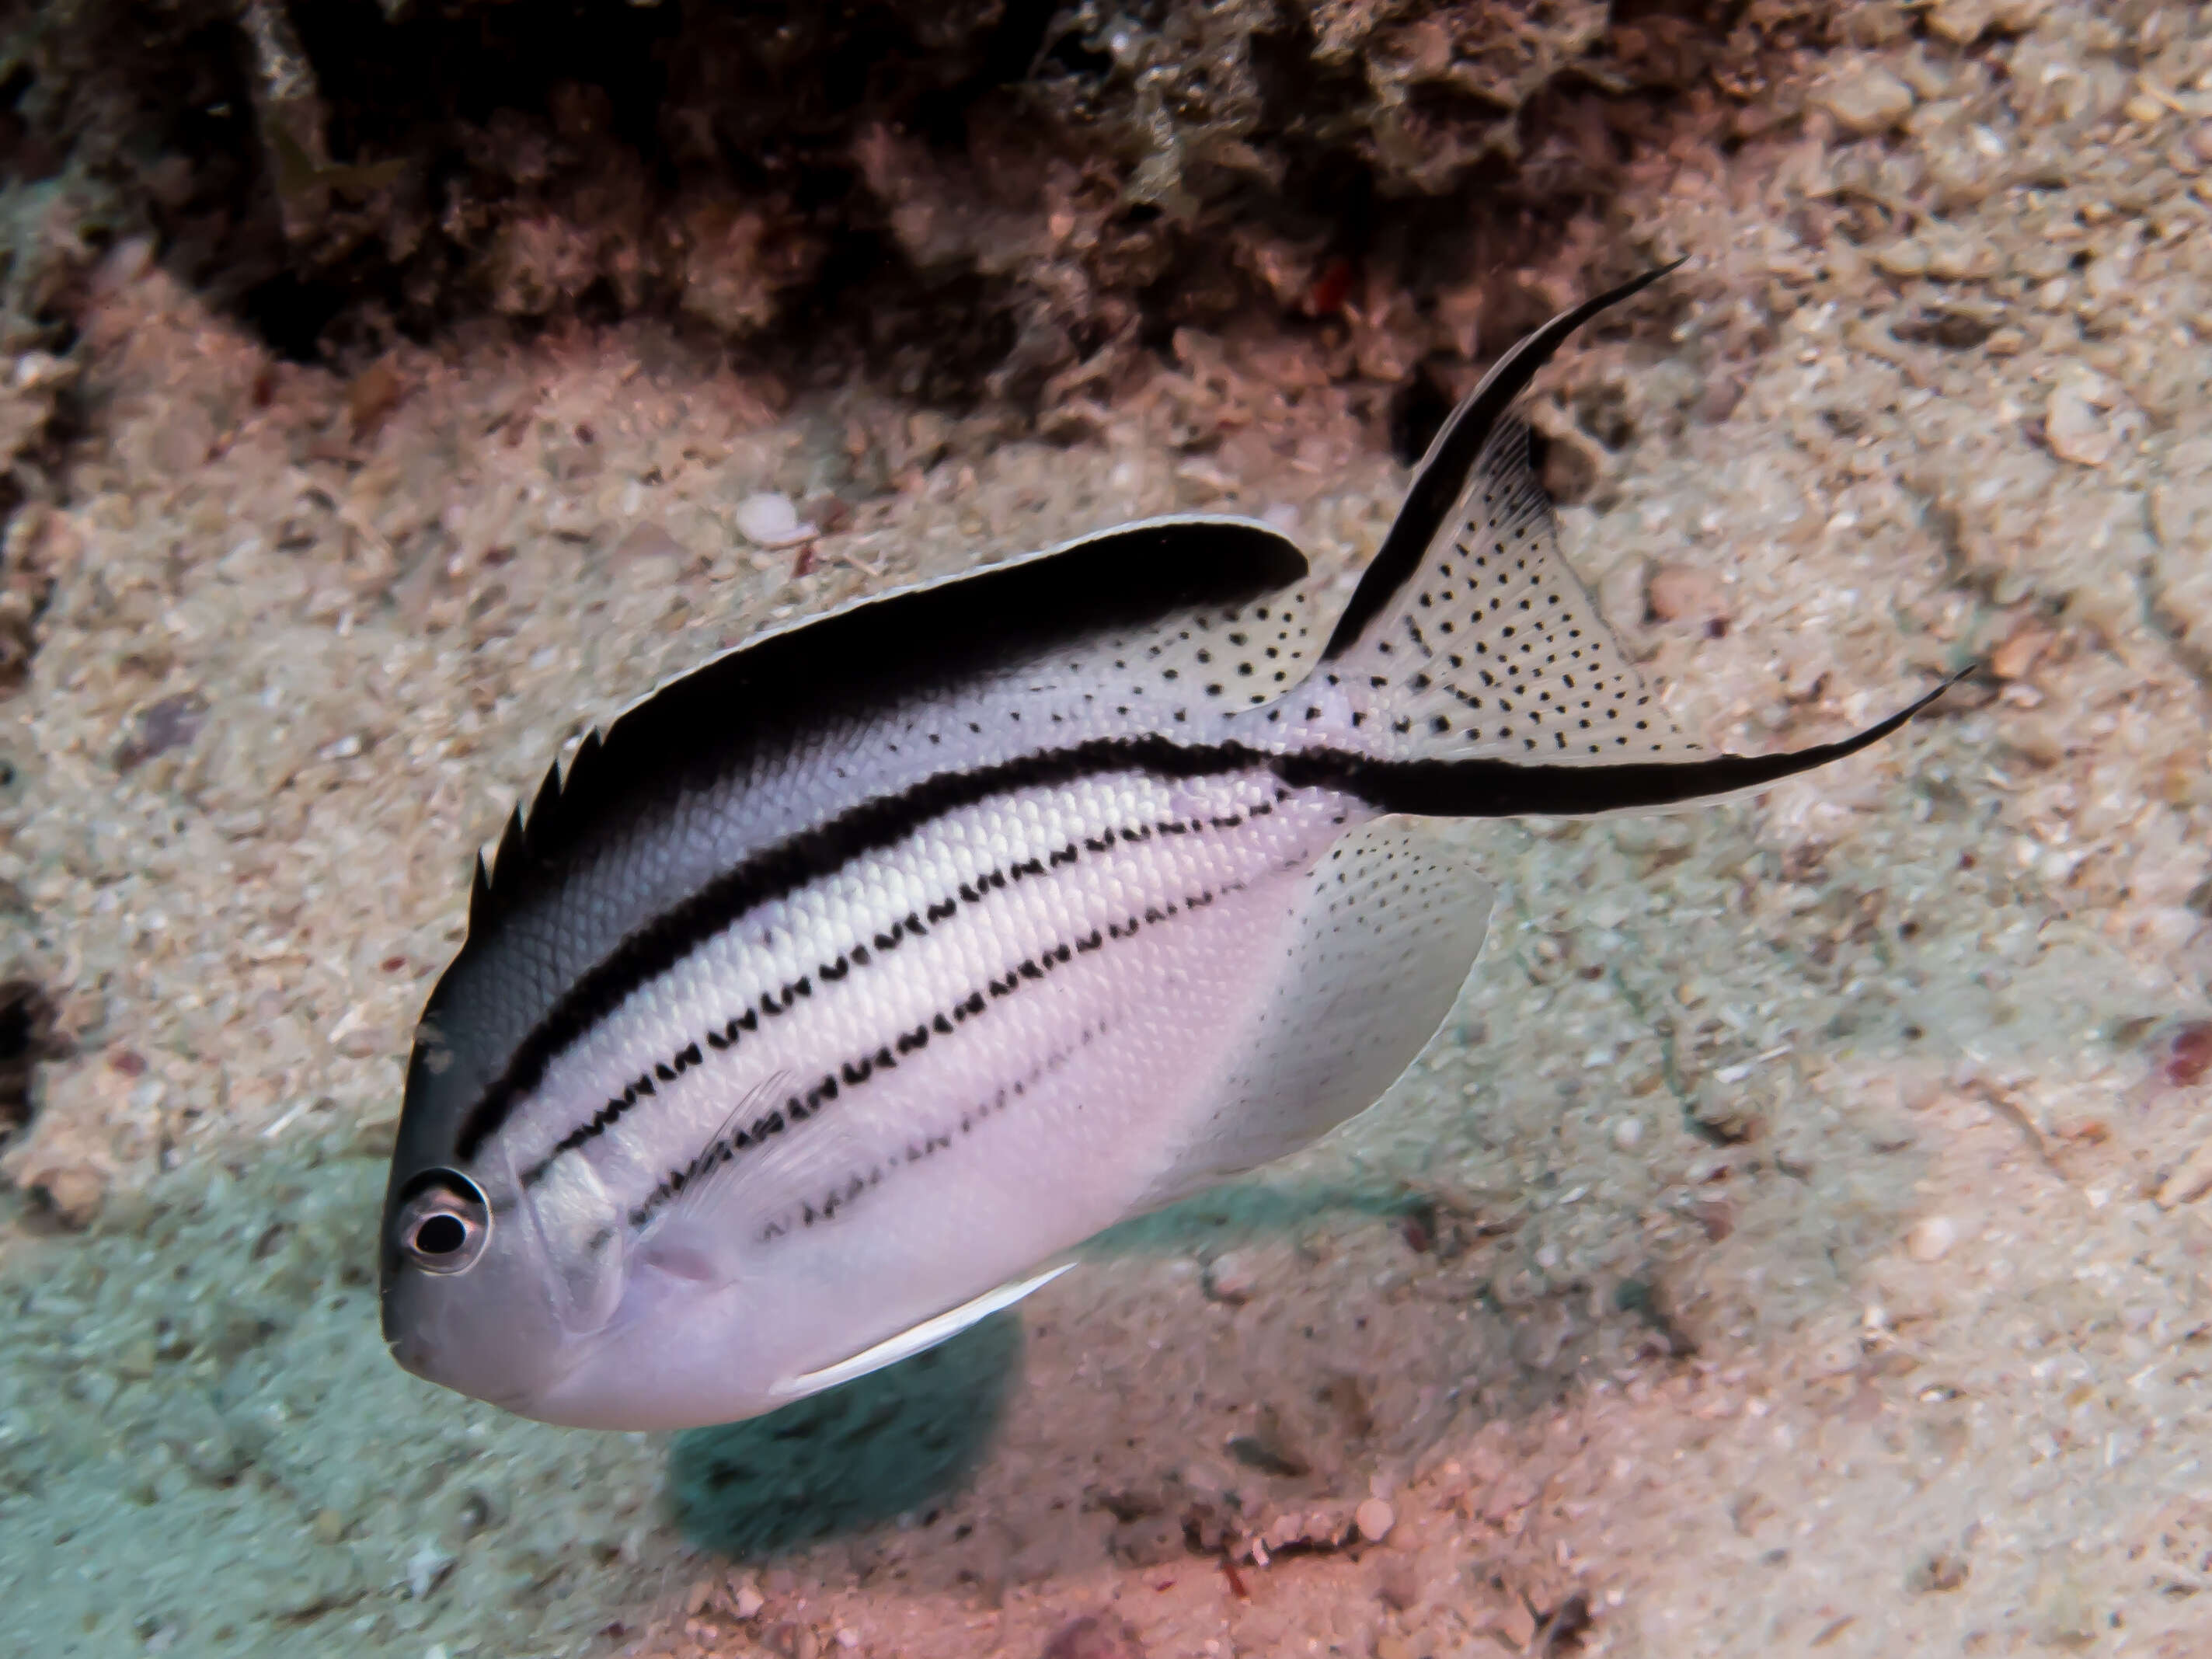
[{"x1": 1289, "y1": 263, "x2": 1967, "y2": 817}]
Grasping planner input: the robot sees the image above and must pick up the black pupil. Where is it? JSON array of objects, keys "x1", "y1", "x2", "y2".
[{"x1": 414, "y1": 1213, "x2": 468, "y2": 1256}]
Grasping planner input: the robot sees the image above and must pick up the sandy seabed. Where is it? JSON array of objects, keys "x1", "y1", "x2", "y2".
[{"x1": 5, "y1": 4, "x2": 2212, "y2": 1656}]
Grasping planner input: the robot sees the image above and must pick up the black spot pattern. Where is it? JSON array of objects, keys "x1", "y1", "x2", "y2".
[
  {"x1": 851, "y1": 592, "x2": 1322, "y2": 766},
  {"x1": 1331, "y1": 418, "x2": 1705, "y2": 765}
]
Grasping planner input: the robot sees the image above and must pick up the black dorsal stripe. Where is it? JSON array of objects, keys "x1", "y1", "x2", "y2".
[
  {"x1": 455, "y1": 676, "x2": 1959, "y2": 1162},
  {"x1": 1322, "y1": 263, "x2": 1682, "y2": 662},
  {"x1": 469, "y1": 519, "x2": 1309, "y2": 935}
]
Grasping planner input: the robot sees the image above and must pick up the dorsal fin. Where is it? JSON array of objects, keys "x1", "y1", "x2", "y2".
[
  {"x1": 465, "y1": 517, "x2": 1309, "y2": 933},
  {"x1": 1301, "y1": 263, "x2": 1709, "y2": 770}
]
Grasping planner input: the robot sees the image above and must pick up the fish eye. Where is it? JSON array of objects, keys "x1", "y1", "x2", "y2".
[{"x1": 394, "y1": 1171, "x2": 491, "y2": 1275}]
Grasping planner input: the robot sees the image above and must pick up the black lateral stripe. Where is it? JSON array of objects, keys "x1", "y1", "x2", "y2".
[
  {"x1": 1322, "y1": 263, "x2": 1682, "y2": 660},
  {"x1": 458, "y1": 674, "x2": 1958, "y2": 1161},
  {"x1": 458, "y1": 735, "x2": 1294, "y2": 1160}
]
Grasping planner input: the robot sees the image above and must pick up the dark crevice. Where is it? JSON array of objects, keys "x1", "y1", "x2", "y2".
[
  {"x1": 240, "y1": 270, "x2": 350, "y2": 363},
  {"x1": 5, "y1": 0, "x2": 1817, "y2": 402},
  {"x1": 0, "y1": 979, "x2": 58, "y2": 1144},
  {"x1": 1389, "y1": 365, "x2": 1456, "y2": 468}
]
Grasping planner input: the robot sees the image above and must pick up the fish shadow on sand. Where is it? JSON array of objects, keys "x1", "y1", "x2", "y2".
[
  {"x1": 665, "y1": 1176, "x2": 1437, "y2": 1560},
  {"x1": 1084, "y1": 1175, "x2": 1437, "y2": 1256},
  {"x1": 667, "y1": 1309, "x2": 1023, "y2": 1558}
]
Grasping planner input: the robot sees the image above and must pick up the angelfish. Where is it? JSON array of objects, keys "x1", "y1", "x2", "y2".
[{"x1": 379, "y1": 267, "x2": 1957, "y2": 1430}]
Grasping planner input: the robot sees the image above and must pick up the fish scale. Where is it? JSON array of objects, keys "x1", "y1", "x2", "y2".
[{"x1": 381, "y1": 265, "x2": 1964, "y2": 1429}]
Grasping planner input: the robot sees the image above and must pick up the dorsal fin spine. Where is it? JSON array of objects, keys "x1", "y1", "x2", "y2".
[{"x1": 525, "y1": 753, "x2": 563, "y2": 855}]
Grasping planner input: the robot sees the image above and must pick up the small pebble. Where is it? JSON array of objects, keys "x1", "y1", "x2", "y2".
[
  {"x1": 1692, "y1": 1194, "x2": 1736, "y2": 1242},
  {"x1": 2045, "y1": 370, "x2": 2120, "y2": 468},
  {"x1": 1874, "y1": 239, "x2": 1928, "y2": 278},
  {"x1": 736, "y1": 491, "x2": 817, "y2": 548},
  {"x1": 1908, "y1": 1549, "x2": 1972, "y2": 1593},
  {"x1": 1905, "y1": 1215, "x2": 1957, "y2": 1263},
  {"x1": 1611, "y1": 1116, "x2": 1646, "y2": 1151},
  {"x1": 347, "y1": 359, "x2": 406, "y2": 437},
  {"x1": 2157, "y1": 1141, "x2": 2212, "y2": 1211},
  {"x1": 405, "y1": 1542, "x2": 453, "y2": 1601},
  {"x1": 1988, "y1": 625, "x2": 2052, "y2": 681},
  {"x1": 1202, "y1": 1251, "x2": 1259, "y2": 1305},
  {"x1": 30, "y1": 1162, "x2": 105, "y2": 1229},
  {"x1": 114, "y1": 692, "x2": 209, "y2": 772},
  {"x1": 1925, "y1": 0, "x2": 1994, "y2": 43},
  {"x1": 2165, "y1": 1021, "x2": 2212, "y2": 1087},
  {"x1": 732, "y1": 1584, "x2": 765, "y2": 1619},
  {"x1": 1354, "y1": 1497, "x2": 1396, "y2": 1543},
  {"x1": 835, "y1": 1631, "x2": 860, "y2": 1651},
  {"x1": 1646, "y1": 564, "x2": 1725, "y2": 626},
  {"x1": 1818, "y1": 61, "x2": 1917, "y2": 135},
  {"x1": 611, "y1": 523, "x2": 685, "y2": 565},
  {"x1": 2081, "y1": 254, "x2": 2130, "y2": 304},
  {"x1": 1924, "y1": 231, "x2": 1998, "y2": 282}
]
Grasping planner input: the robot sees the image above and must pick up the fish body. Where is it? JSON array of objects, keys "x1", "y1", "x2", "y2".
[{"x1": 380, "y1": 268, "x2": 1956, "y2": 1429}]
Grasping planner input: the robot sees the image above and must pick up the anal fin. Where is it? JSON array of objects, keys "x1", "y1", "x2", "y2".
[{"x1": 1137, "y1": 818, "x2": 1494, "y2": 1208}]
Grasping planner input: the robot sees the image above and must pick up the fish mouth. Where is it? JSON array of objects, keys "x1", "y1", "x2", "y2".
[
  {"x1": 386, "y1": 1334, "x2": 543, "y2": 1413},
  {"x1": 386, "y1": 1332, "x2": 432, "y2": 1379}
]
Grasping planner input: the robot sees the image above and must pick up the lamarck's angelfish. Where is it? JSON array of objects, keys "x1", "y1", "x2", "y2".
[{"x1": 380, "y1": 268, "x2": 1956, "y2": 1430}]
